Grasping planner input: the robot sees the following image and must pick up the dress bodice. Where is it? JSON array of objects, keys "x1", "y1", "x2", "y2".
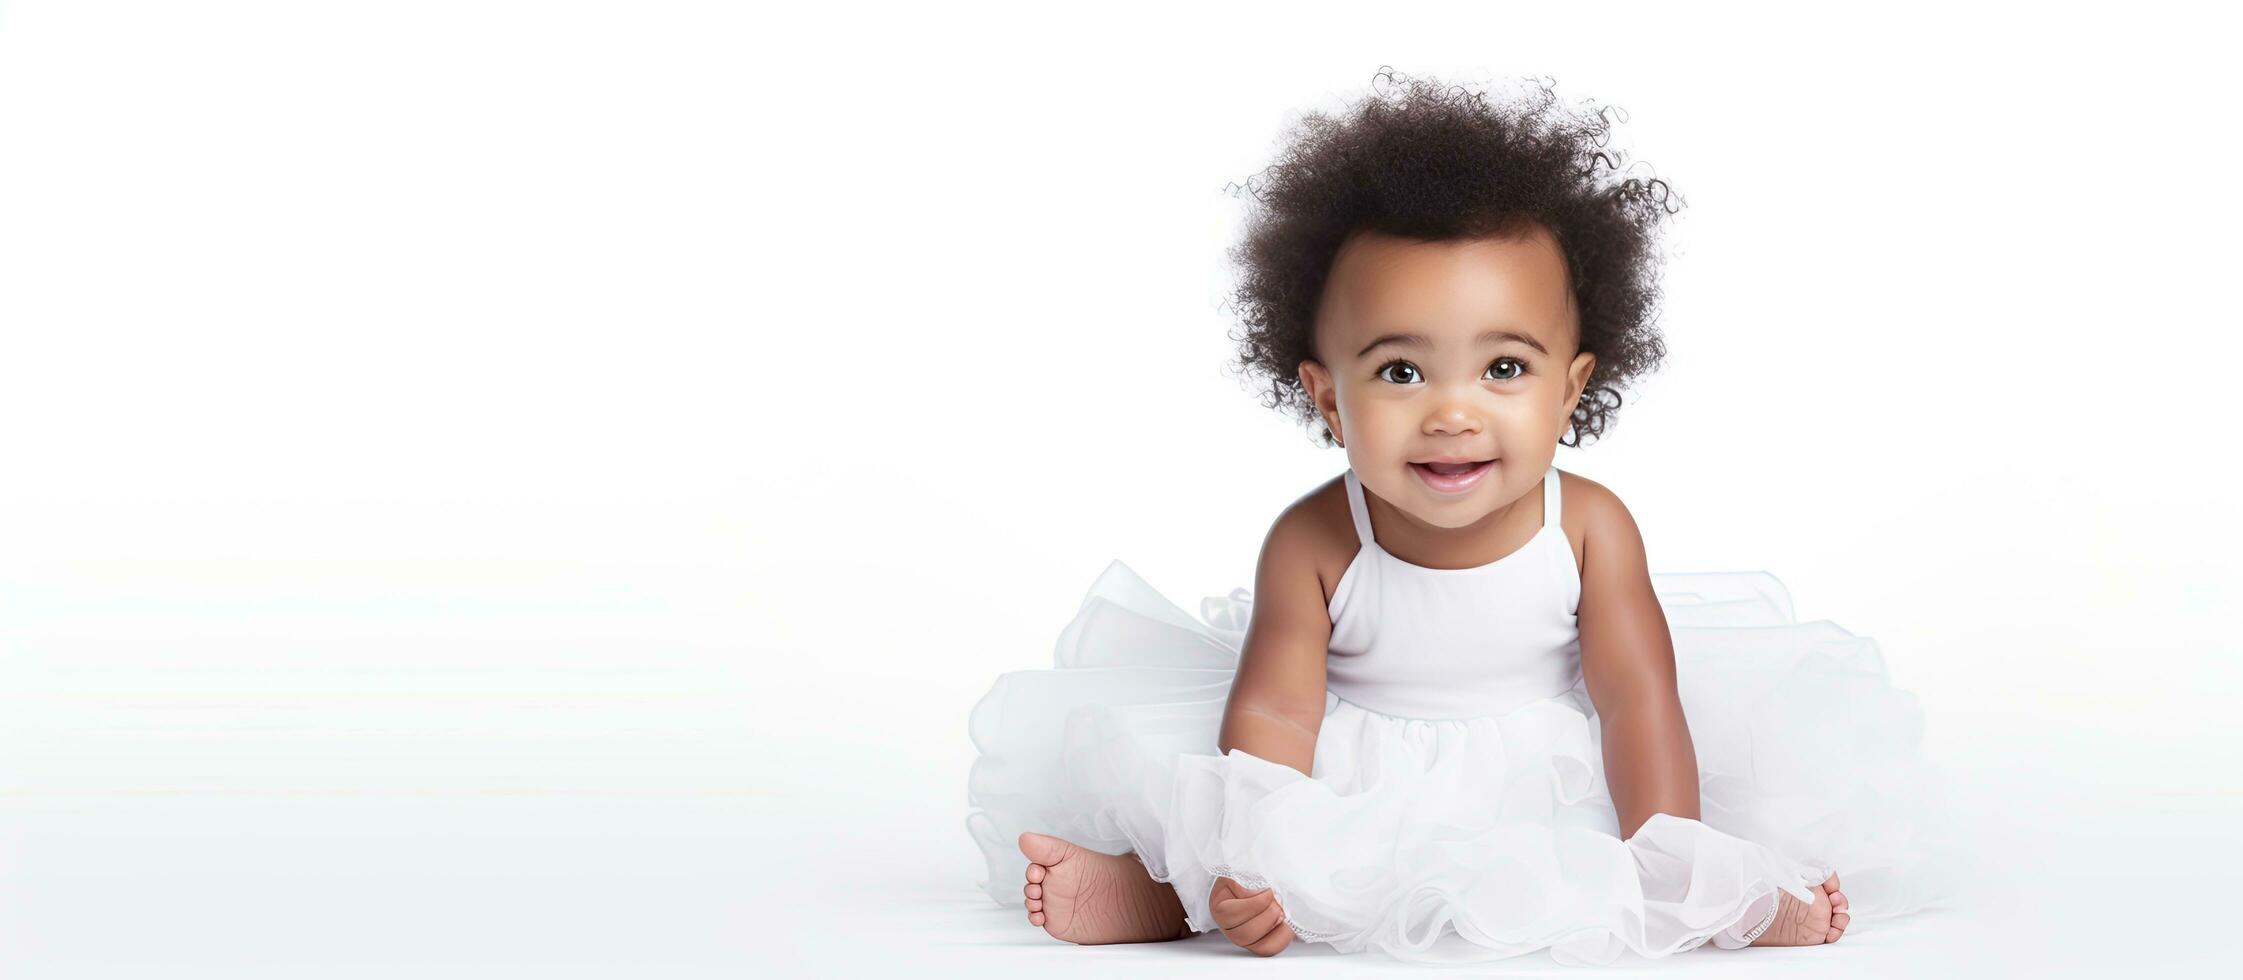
[{"x1": 1323, "y1": 465, "x2": 1583, "y2": 720}]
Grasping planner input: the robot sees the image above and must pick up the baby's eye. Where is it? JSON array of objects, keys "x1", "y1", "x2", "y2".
[
  {"x1": 1486, "y1": 357, "x2": 1528, "y2": 382},
  {"x1": 1375, "y1": 360, "x2": 1422, "y2": 385}
]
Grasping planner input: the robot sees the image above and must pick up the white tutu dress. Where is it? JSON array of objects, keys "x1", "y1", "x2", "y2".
[{"x1": 966, "y1": 465, "x2": 1964, "y2": 965}]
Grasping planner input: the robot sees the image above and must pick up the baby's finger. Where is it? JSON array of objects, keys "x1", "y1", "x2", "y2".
[
  {"x1": 1214, "y1": 881, "x2": 1272, "y2": 909},
  {"x1": 1234, "y1": 884, "x2": 1273, "y2": 906},
  {"x1": 1209, "y1": 876, "x2": 1249, "y2": 903},
  {"x1": 1224, "y1": 876, "x2": 1270, "y2": 898},
  {"x1": 1211, "y1": 887, "x2": 1272, "y2": 928},
  {"x1": 1224, "y1": 895, "x2": 1286, "y2": 948},
  {"x1": 1248, "y1": 921, "x2": 1295, "y2": 957}
]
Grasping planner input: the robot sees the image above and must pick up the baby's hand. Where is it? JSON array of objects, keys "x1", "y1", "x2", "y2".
[{"x1": 1208, "y1": 875, "x2": 1296, "y2": 956}]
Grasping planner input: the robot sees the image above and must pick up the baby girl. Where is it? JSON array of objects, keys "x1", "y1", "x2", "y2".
[{"x1": 966, "y1": 68, "x2": 1953, "y2": 965}]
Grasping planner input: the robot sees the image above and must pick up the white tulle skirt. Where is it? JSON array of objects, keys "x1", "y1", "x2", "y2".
[{"x1": 966, "y1": 560, "x2": 1966, "y2": 964}]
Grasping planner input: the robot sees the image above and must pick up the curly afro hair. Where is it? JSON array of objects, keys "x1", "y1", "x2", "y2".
[{"x1": 1222, "y1": 68, "x2": 1681, "y2": 449}]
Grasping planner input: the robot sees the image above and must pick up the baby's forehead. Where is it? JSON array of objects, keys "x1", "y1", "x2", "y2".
[{"x1": 1316, "y1": 228, "x2": 1578, "y2": 356}]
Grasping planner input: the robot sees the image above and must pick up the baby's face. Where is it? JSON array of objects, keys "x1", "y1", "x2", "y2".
[{"x1": 1299, "y1": 225, "x2": 1596, "y2": 529}]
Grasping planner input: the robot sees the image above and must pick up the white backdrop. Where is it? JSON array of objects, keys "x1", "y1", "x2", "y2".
[{"x1": 0, "y1": 1, "x2": 2235, "y2": 976}]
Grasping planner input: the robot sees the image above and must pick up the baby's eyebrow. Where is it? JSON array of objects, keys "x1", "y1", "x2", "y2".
[{"x1": 1356, "y1": 329, "x2": 1548, "y2": 359}]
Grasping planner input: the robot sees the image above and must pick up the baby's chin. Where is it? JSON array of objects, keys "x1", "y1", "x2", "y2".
[{"x1": 1410, "y1": 497, "x2": 1522, "y2": 529}]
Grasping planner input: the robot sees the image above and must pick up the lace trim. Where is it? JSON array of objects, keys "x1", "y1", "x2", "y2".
[
  {"x1": 1735, "y1": 891, "x2": 1781, "y2": 944},
  {"x1": 1156, "y1": 859, "x2": 1823, "y2": 950}
]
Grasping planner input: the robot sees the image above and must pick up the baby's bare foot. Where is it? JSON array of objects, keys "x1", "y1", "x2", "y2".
[
  {"x1": 1018, "y1": 831, "x2": 1189, "y2": 945},
  {"x1": 1750, "y1": 871, "x2": 1851, "y2": 946}
]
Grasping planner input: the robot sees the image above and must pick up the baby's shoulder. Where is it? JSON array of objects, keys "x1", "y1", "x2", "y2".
[
  {"x1": 1263, "y1": 474, "x2": 1362, "y2": 610},
  {"x1": 1552, "y1": 468, "x2": 1637, "y2": 573}
]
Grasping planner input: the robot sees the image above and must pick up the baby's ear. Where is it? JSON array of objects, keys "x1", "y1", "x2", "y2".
[
  {"x1": 1297, "y1": 360, "x2": 1334, "y2": 410},
  {"x1": 1297, "y1": 360, "x2": 1342, "y2": 440},
  {"x1": 1567, "y1": 351, "x2": 1597, "y2": 405}
]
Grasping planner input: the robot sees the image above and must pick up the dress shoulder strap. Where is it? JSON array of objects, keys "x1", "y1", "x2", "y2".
[
  {"x1": 1341, "y1": 469, "x2": 1376, "y2": 548},
  {"x1": 1542, "y1": 465, "x2": 1561, "y2": 529}
]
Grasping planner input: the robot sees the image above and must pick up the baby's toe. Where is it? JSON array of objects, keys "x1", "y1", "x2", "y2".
[
  {"x1": 1024, "y1": 882, "x2": 1041, "y2": 900},
  {"x1": 1027, "y1": 897, "x2": 1042, "y2": 912},
  {"x1": 1026, "y1": 863, "x2": 1046, "y2": 884},
  {"x1": 1029, "y1": 910, "x2": 1044, "y2": 926}
]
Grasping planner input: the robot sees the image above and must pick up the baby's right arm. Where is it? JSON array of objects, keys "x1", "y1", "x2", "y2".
[{"x1": 1214, "y1": 501, "x2": 1331, "y2": 778}]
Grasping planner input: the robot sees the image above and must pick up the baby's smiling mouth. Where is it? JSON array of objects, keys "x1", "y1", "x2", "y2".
[
  {"x1": 1410, "y1": 458, "x2": 1495, "y2": 476},
  {"x1": 1407, "y1": 458, "x2": 1497, "y2": 494}
]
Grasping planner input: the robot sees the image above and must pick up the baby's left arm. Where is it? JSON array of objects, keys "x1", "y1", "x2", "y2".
[{"x1": 1571, "y1": 476, "x2": 1702, "y2": 840}]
